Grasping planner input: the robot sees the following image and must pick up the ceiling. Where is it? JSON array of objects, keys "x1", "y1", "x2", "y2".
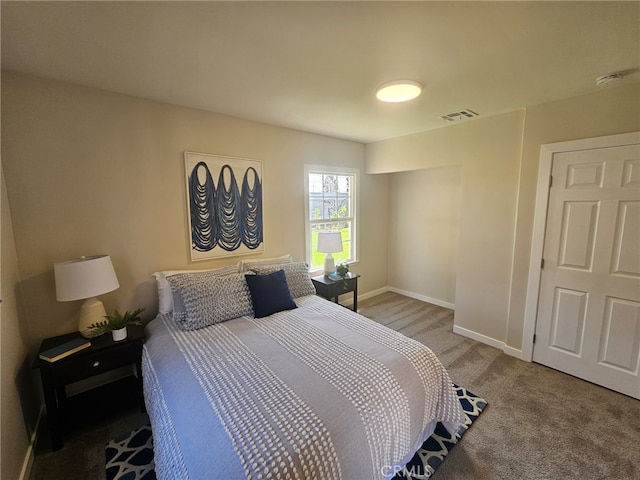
[{"x1": 2, "y1": 1, "x2": 639, "y2": 143}]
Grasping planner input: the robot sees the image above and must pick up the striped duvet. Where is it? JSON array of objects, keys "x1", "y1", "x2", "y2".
[{"x1": 142, "y1": 295, "x2": 463, "y2": 480}]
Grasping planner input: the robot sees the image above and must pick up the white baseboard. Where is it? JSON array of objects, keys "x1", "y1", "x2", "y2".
[
  {"x1": 353, "y1": 286, "x2": 528, "y2": 361},
  {"x1": 337, "y1": 286, "x2": 389, "y2": 309},
  {"x1": 19, "y1": 405, "x2": 44, "y2": 480},
  {"x1": 453, "y1": 325, "x2": 505, "y2": 350},
  {"x1": 346, "y1": 285, "x2": 452, "y2": 310},
  {"x1": 502, "y1": 345, "x2": 525, "y2": 360},
  {"x1": 358, "y1": 286, "x2": 389, "y2": 302},
  {"x1": 453, "y1": 325, "x2": 528, "y2": 360},
  {"x1": 387, "y1": 287, "x2": 455, "y2": 310}
]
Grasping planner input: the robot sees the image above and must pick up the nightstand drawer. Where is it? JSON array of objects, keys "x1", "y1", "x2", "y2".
[
  {"x1": 52, "y1": 342, "x2": 137, "y2": 385},
  {"x1": 316, "y1": 277, "x2": 357, "y2": 296}
]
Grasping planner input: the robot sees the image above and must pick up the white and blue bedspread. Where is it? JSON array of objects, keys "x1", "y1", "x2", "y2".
[{"x1": 142, "y1": 295, "x2": 464, "y2": 480}]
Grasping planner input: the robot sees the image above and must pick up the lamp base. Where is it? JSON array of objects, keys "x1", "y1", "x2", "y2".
[
  {"x1": 78, "y1": 297, "x2": 107, "y2": 338},
  {"x1": 324, "y1": 254, "x2": 336, "y2": 275}
]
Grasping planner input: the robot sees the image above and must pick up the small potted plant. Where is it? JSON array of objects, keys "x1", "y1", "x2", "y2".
[
  {"x1": 86, "y1": 308, "x2": 144, "y2": 341},
  {"x1": 335, "y1": 263, "x2": 351, "y2": 290},
  {"x1": 336, "y1": 263, "x2": 349, "y2": 278}
]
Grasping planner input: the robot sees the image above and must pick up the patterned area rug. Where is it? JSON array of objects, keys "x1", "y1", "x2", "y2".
[
  {"x1": 105, "y1": 426, "x2": 156, "y2": 480},
  {"x1": 393, "y1": 385, "x2": 487, "y2": 479},
  {"x1": 105, "y1": 385, "x2": 486, "y2": 480}
]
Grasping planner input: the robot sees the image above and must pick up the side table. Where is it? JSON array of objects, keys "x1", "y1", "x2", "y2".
[
  {"x1": 311, "y1": 273, "x2": 360, "y2": 311},
  {"x1": 32, "y1": 325, "x2": 145, "y2": 451}
]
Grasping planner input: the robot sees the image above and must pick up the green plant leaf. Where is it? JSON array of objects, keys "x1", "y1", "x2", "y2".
[{"x1": 86, "y1": 307, "x2": 145, "y2": 337}]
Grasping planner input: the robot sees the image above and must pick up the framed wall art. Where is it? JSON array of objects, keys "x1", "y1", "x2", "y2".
[{"x1": 184, "y1": 152, "x2": 264, "y2": 261}]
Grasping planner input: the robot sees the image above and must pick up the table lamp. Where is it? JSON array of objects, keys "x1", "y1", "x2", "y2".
[
  {"x1": 317, "y1": 231, "x2": 343, "y2": 275},
  {"x1": 54, "y1": 255, "x2": 120, "y2": 337}
]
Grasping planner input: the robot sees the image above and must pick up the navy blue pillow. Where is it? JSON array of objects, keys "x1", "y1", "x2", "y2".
[{"x1": 245, "y1": 270, "x2": 297, "y2": 318}]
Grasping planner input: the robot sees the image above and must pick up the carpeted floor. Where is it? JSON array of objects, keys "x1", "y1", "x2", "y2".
[
  {"x1": 362, "y1": 292, "x2": 640, "y2": 480},
  {"x1": 29, "y1": 376, "x2": 150, "y2": 480},
  {"x1": 29, "y1": 292, "x2": 640, "y2": 480}
]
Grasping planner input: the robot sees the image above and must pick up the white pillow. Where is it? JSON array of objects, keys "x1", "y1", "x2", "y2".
[
  {"x1": 240, "y1": 254, "x2": 293, "y2": 272},
  {"x1": 152, "y1": 264, "x2": 240, "y2": 314}
]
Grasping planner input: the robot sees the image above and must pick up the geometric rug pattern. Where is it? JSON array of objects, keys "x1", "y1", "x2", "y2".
[
  {"x1": 106, "y1": 384, "x2": 486, "y2": 480},
  {"x1": 392, "y1": 384, "x2": 487, "y2": 479},
  {"x1": 105, "y1": 425, "x2": 156, "y2": 480}
]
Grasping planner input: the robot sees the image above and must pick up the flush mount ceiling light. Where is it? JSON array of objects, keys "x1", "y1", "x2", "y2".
[
  {"x1": 376, "y1": 80, "x2": 422, "y2": 103},
  {"x1": 595, "y1": 71, "x2": 625, "y2": 87}
]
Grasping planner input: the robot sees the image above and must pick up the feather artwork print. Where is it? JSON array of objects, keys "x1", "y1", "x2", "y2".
[
  {"x1": 189, "y1": 162, "x2": 217, "y2": 252},
  {"x1": 241, "y1": 167, "x2": 263, "y2": 249},
  {"x1": 215, "y1": 165, "x2": 243, "y2": 252},
  {"x1": 185, "y1": 153, "x2": 263, "y2": 260}
]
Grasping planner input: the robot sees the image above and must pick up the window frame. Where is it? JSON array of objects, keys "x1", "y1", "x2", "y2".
[{"x1": 304, "y1": 164, "x2": 359, "y2": 273}]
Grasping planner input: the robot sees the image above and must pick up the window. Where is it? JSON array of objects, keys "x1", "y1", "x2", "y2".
[{"x1": 304, "y1": 165, "x2": 358, "y2": 271}]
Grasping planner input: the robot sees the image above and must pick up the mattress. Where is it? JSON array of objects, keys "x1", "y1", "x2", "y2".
[{"x1": 142, "y1": 294, "x2": 464, "y2": 480}]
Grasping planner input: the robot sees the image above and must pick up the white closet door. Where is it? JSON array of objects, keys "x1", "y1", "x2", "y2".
[{"x1": 533, "y1": 144, "x2": 640, "y2": 399}]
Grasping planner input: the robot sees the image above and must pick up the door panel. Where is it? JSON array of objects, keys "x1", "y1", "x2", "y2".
[
  {"x1": 611, "y1": 200, "x2": 639, "y2": 277},
  {"x1": 557, "y1": 200, "x2": 598, "y2": 270},
  {"x1": 549, "y1": 287, "x2": 587, "y2": 355},
  {"x1": 599, "y1": 297, "x2": 640, "y2": 372},
  {"x1": 534, "y1": 144, "x2": 640, "y2": 399}
]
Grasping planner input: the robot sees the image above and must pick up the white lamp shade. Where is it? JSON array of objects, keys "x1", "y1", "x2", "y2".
[
  {"x1": 54, "y1": 255, "x2": 120, "y2": 301},
  {"x1": 317, "y1": 231, "x2": 343, "y2": 254}
]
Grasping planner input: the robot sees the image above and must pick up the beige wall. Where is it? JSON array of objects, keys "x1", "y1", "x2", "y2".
[
  {"x1": 506, "y1": 83, "x2": 640, "y2": 350},
  {"x1": 388, "y1": 166, "x2": 461, "y2": 306},
  {"x1": 367, "y1": 111, "x2": 525, "y2": 343},
  {"x1": 0, "y1": 72, "x2": 390, "y2": 469},
  {"x1": 2, "y1": 72, "x2": 389, "y2": 347},
  {"x1": 1, "y1": 169, "x2": 37, "y2": 480},
  {"x1": 367, "y1": 83, "x2": 640, "y2": 353}
]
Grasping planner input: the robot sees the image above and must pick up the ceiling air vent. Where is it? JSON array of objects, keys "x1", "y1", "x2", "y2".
[{"x1": 440, "y1": 109, "x2": 479, "y2": 122}]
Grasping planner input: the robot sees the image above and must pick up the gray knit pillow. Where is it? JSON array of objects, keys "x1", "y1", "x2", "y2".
[
  {"x1": 250, "y1": 262, "x2": 315, "y2": 298},
  {"x1": 167, "y1": 271, "x2": 253, "y2": 330}
]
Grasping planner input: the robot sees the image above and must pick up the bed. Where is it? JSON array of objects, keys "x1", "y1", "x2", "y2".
[{"x1": 142, "y1": 260, "x2": 464, "y2": 480}]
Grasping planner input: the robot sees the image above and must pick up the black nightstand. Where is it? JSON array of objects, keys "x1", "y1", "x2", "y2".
[
  {"x1": 33, "y1": 325, "x2": 145, "y2": 451},
  {"x1": 311, "y1": 273, "x2": 360, "y2": 311}
]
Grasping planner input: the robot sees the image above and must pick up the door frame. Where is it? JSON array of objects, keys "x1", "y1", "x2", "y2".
[{"x1": 521, "y1": 131, "x2": 640, "y2": 362}]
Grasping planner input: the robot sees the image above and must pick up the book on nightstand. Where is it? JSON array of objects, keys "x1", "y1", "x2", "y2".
[{"x1": 39, "y1": 337, "x2": 91, "y2": 362}]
